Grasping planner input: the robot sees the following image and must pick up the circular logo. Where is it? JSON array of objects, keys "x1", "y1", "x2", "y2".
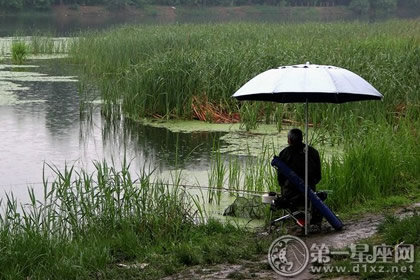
[{"x1": 268, "y1": 235, "x2": 309, "y2": 277}]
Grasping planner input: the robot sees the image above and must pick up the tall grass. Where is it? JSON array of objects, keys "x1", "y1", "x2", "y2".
[
  {"x1": 0, "y1": 161, "x2": 195, "y2": 278},
  {"x1": 30, "y1": 35, "x2": 55, "y2": 54},
  {"x1": 0, "y1": 160, "x2": 197, "y2": 241},
  {"x1": 29, "y1": 35, "x2": 72, "y2": 54},
  {"x1": 0, "y1": 161, "x2": 269, "y2": 279},
  {"x1": 70, "y1": 20, "x2": 419, "y2": 214},
  {"x1": 207, "y1": 117, "x2": 418, "y2": 212},
  {"x1": 208, "y1": 141, "x2": 279, "y2": 198},
  {"x1": 321, "y1": 118, "x2": 419, "y2": 211},
  {"x1": 70, "y1": 20, "x2": 419, "y2": 128}
]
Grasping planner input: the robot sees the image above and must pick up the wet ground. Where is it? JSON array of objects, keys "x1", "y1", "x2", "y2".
[{"x1": 162, "y1": 203, "x2": 420, "y2": 279}]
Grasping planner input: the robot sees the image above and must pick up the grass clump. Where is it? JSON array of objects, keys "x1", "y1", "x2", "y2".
[
  {"x1": 378, "y1": 214, "x2": 420, "y2": 245},
  {"x1": 11, "y1": 41, "x2": 28, "y2": 64},
  {"x1": 0, "y1": 161, "x2": 269, "y2": 279},
  {"x1": 324, "y1": 214, "x2": 419, "y2": 279}
]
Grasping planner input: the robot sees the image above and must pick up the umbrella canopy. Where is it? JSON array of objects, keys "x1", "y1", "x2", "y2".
[
  {"x1": 232, "y1": 62, "x2": 383, "y2": 235},
  {"x1": 233, "y1": 63, "x2": 383, "y2": 103}
]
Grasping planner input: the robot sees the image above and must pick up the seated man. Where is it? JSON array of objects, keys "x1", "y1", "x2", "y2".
[{"x1": 272, "y1": 128, "x2": 323, "y2": 228}]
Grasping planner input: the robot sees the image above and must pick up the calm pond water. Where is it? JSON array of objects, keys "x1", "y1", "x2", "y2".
[
  {"x1": 0, "y1": 57, "x2": 273, "y2": 226},
  {"x1": 0, "y1": 58, "x2": 227, "y2": 199}
]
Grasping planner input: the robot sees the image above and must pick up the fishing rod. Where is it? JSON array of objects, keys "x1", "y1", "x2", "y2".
[
  {"x1": 153, "y1": 181, "x2": 269, "y2": 197},
  {"x1": 0, "y1": 180, "x2": 272, "y2": 197}
]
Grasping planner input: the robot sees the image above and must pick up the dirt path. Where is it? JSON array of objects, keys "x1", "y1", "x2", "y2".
[{"x1": 164, "y1": 203, "x2": 419, "y2": 280}]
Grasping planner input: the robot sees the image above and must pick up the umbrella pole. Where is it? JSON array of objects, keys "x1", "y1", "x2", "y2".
[{"x1": 305, "y1": 99, "x2": 308, "y2": 236}]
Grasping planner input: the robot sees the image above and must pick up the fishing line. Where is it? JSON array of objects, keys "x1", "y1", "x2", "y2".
[
  {"x1": 0, "y1": 181, "x2": 269, "y2": 197},
  {"x1": 153, "y1": 181, "x2": 268, "y2": 196}
]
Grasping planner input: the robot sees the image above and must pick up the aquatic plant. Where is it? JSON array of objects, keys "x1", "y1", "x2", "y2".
[
  {"x1": 208, "y1": 141, "x2": 226, "y2": 204},
  {"x1": 11, "y1": 41, "x2": 28, "y2": 64},
  {"x1": 30, "y1": 35, "x2": 54, "y2": 54}
]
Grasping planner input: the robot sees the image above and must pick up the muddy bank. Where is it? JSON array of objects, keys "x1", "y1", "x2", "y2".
[{"x1": 163, "y1": 203, "x2": 419, "y2": 279}]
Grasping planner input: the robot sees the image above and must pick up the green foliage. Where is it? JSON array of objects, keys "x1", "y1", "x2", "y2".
[
  {"x1": 378, "y1": 214, "x2": 420, "y2": 245},
  {"x1": 106, "y1": 0, "x2": 130, "y2": 10},
  {"x1": 0, "y1": 162, "x2": 268, "y2": 279},
  {"x1": 398, "y1": 0, "x2": 420, "y2": 8},
  {"x1": 0, "y1": 0, "x2": 24, "y2": 9},
  {"x1": 325, "y1": 214, "x2": 419, "y2": 279},
  {"x1": 320, "y1": 118, "x2": 419, "y2": 211},
  {"x1": 30, "y1": 35, "x2": 55, "y2": 54},
  {"x1": 370, "y1": 0, "x2": 398, "y2": 18},
  {"x1": 240, "y1": 103, "x2": 260, "y2": 131},
  {"x1": 0, "y1": 0, "x2": 406, "y2": 10},
  {"x1": 350, "y1": 0, "x2": 398, "y2": 18},
  {"x1": 33, "y1": 0, "x2": 53, "y2": 9},
  {"x1": 71, "y1": 21, "x2": 420, "y2": 126},
  {"x1": 11, "y1": 41, "x2": 28, "y2": 64},
  {"x1": 349, "y1": 0, "x2": 369, "y2": 15},
  {"x1": 69, "y1": 3, "x2": 79, "y2": 10}
]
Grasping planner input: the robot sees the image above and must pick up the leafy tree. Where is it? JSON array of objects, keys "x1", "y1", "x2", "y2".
[
  {"x1": 0, "y1": 0, "x2": 24, "y2": 9},
  {"x1": 398, "y1": 0, "x2": 420, "y2": 8},
  {"x1": 370, "y1": 0, "x2": 397, "y2": 19},
  {"x1": 350, "y1": 0, "x2": 397, "y2": 18},
  {"x1": 349, "y1": 0, "x2": 369, "y2": 15},
  {"x1": 33, "y1": 0, "x2": 54, "y2": 9}
]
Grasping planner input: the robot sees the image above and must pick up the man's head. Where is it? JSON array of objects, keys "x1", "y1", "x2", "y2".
[{"x1": 287, "y1": 128, "x2": 303, "y2": 146}]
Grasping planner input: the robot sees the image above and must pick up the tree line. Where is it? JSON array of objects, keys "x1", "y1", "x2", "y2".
[{"x1": 0, "y1": 0, "x2": 419, "y2": 12}]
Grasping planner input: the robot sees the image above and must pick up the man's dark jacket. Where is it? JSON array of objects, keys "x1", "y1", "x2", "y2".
[{"x1": 277, "y1": 142, "x2": 321, "y2": 202}]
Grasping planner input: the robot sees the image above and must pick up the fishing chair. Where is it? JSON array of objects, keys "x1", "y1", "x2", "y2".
[{"x1": 268, "y1": 191, "x2": 328, "y2": 229}]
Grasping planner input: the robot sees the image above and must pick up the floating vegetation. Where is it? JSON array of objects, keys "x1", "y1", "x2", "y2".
[
  {"x1": 0, "y1": 62, "x2": 78, "y2": 104},
  {"x1": 0, "y1": 64, "x2": 39, "y2": 70},
  {"x1": 0, "y1": 63, "x2": 77, "y2": 82},
  {"x1": 0, "y1": 68, "x2": 77, "y2": 82},
  {"x1": 219, "y1": 132, "x2": 286, "y2": 157},
  {"x1": 0, "y1": 80, "x2": 30, "y2": 94}
]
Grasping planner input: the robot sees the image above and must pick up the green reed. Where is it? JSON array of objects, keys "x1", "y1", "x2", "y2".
[
  {"x1": 0, "y1": 161, "x2": 196, "y2": 277},
  {"x1": 0, "y1": 161, "x2": 269, "y2": 279},
  {"x1": 227, "y1": 156, "x2": 241, "y2": 193},
  {"x1": 30, "y1": 35, "x2": 54, "y2": 54},
  {"x1": 208, "y1": 141, "x2": 226, "y2": 204},
  {"x1": 70, "y1": 20, "x2": 419, "y2": 129},
  {"x1": 320, "y1": 118, "x2": 419, "y2": 211},
  {"x1": 69, "y1": 20, "x2": 419, "y2": 215},
  {"x1": 208, "y1": 141, "x2": 279, "y2": 196},
  {"x1": 207, "y1": 116, "x2": 418, "y2": 213}
]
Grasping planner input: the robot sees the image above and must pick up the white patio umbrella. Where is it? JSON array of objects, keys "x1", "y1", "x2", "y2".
[{"x1": 232, "y1": 62, "x2": 383, "y2": 235}]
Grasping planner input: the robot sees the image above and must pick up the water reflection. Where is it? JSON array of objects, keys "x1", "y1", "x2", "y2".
[
  {"x1": 0, "y1": 58, "x2": 226, "y2": 198},
  {"x1": 100, "y1": 105, "x2": 224, "y2": 171}
]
